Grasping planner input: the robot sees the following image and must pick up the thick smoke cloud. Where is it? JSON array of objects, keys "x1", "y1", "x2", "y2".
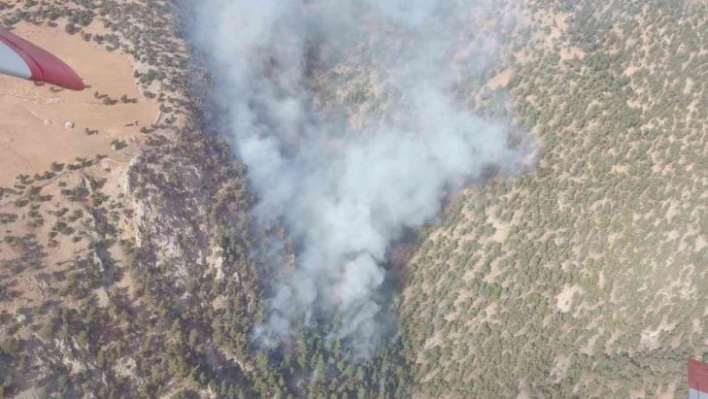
[{"x1": 189, "y1": 0, "x2": 526, "y2": 356}]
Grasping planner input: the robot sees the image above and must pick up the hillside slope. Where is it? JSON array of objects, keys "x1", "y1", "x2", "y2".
[{"x1": 402, "y1": 1, "x2": 708, "y2": 397}]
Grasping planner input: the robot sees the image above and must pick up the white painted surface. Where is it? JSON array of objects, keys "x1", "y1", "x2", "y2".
[
  {"x1": 0, "y1": 40, "x2": 31, "y2": 79},
  {"x1": 690, "y1": 388, "x2": 708, "y2": 399}
]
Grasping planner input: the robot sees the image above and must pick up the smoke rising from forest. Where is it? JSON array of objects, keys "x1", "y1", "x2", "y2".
[{"x1": 189, "y1": 0, "x2": 526, "y2": 356}]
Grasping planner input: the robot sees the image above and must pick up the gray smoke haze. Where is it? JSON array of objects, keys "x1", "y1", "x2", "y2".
[{"x1": 189, "y1": 0, "x2": 527, "y2": 356}]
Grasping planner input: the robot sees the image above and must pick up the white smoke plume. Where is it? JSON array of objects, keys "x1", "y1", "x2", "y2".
[{"x1": 189, "y1": 0, "x2": 526, "y2": 356}]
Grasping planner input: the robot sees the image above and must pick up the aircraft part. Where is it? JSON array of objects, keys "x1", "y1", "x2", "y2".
[
  {"x1": 689, "y1": 359, "x2": 708, "y2": 398},
  {"x1": 0, "y1": 27, "x2": 84, "y2": 90}
]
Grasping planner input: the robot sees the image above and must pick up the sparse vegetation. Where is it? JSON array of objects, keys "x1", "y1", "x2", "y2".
[
  {"x1": 109, "y1": 139, "x2": 126, "y2": 151},
  {"x1": 2, "y1": 0, "x2": 706, "y2": 398},
  {"x1": 402, "y1": 1, "x2": 708, "y2": 398}
]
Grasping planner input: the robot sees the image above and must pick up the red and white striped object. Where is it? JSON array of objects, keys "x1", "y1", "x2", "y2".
[
  {"x1": 0, "y1": 27, "x2": 84, "y2": 90},
  {"x1": 689, "y1": 359, "x2": 708, "y2": 399}
]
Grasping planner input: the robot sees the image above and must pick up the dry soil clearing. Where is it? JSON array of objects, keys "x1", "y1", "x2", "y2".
[{"x1": 0, "y1": 23, "x2": 159, "y2": 187}]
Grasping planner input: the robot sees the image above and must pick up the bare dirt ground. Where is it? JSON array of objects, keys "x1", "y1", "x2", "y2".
[
  {"x1": 0, "y1": 22, "x2": 158, "y2": 343},
  {"x1": 0, "y1": 22, "x2": 159, "y2": 187}
]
